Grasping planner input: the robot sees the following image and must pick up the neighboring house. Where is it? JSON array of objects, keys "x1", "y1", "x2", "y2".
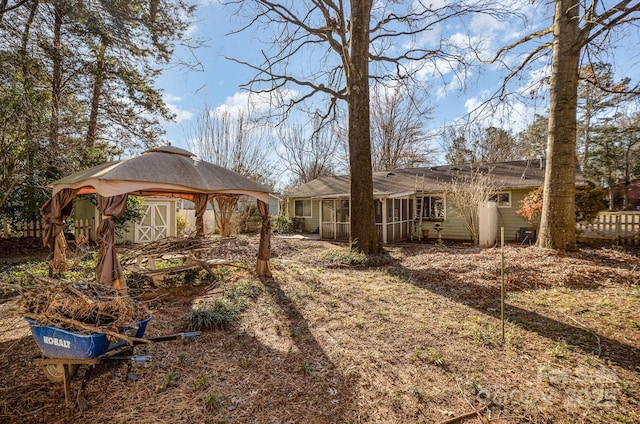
[
  {"x1": 611, "y1": 178, "x2": 640, "y2": 211},
  {"x1": 283, "y1": 159, "x2": 585, "y2": 243},
  {"x1": 178, "y1": 194, "x2": 281, "y2": 235}
]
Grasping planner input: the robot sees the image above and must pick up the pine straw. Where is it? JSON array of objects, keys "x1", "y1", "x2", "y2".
[
  {"x1": 119, "y1": 236, "x2": 260, "y2": 266},
  {"x1": 1, "y1": 237, "x2": 639, "y2": 423},
  {"x1": 20, "y1": 277, "x2": 149, "y2": 334}
]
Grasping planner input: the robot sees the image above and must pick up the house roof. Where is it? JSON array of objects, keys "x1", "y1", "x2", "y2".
[
  {"x1": 50, "y1": 146, "x2": 272, "y2": 203},
  {"x1": 286, "y1": 159, "x2": 586, "y2": 199}
]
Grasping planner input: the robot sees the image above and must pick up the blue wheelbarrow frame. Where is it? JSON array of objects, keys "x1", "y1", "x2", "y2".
[{"x1": 26, "y1": 316, "x2": 199, "y2": 409}]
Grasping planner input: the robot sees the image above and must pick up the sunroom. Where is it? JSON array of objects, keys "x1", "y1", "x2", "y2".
[{"x1": 306, "y1": 193, "x2": 419, "y2": 243}]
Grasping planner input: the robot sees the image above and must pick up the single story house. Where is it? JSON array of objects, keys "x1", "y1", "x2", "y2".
[{"x1": 283, "y1": 159, "x2": 585, "y2": 243}]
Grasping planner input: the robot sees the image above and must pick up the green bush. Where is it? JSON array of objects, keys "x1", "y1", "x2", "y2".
[
  {"x1": 319, "y1": 247, "x2": 368, "y2": 265},
  {"x1": 186, "y1": 278, "x2": 262, "y2": 331},
  {"x1": 271, "y1": 214, "x2": 301, "y2": 233},
  {"x1": 89, "y1": 194, "x2": 146, "y2": 237},
  {"x1": 224, "y1": 278, "x2": 262, "y2": 305},
  {"x1": 187, "y1": 299, "x2": 240, "y2": 331},
  {"x1": 319, "y1": 247, "x2": 394, "y2": 267},
  {"x1": 176, "y1": 213, "x2": 188, "y2": 235}
]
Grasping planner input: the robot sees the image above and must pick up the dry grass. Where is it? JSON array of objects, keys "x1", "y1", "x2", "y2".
[{"x1": 0, "y1": 236, "x2": 639, "y2": 423}]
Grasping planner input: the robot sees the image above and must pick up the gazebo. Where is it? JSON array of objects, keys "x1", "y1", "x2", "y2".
[{"x1": 40, "y1": 146, "x2": 272, "y2": 292}]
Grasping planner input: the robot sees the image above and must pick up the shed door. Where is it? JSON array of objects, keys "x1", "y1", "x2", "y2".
[{"x1": 135, "y1": 202, "x2": 169, "y2": 243}]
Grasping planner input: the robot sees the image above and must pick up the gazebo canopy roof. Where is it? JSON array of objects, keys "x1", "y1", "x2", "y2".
[{"x1": 50, "y1": 146, "x2": 271, "y2": 203}]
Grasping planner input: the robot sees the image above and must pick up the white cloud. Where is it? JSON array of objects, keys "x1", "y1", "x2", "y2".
[
  {"x1": 163, "y1": 94, "x2": 194, "y2": 124},
  {"x1": 213, "y1": 89, "x2": 299, "y2": 117},
  {"x1": 197, "y1": 0, "x2": 222, "y2": 6},
  {"x1": 463, "y1": 91, "x2": 540, "y2": 133},
  {"x1": 436, "y1": 74, "x2": 466, "y2": 100},
  {"x1": 185, "y1": 24, "x2": 198, "y2": 38}
]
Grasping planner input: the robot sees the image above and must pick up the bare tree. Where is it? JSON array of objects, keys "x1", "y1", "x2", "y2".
[
  {"x1": 446, "y1": 170, "x2": 496, "y2": 245},
  {"x1": 488, "y1": 0, "x2": 640, "y2": 250},
  {"x1": 370, "y1": 85, "x2": 433, "y2": 171},
  {"x1": 277, "y1": 120, "x2": 339, "y2": 186},
  {"x1": 226, "y1": 0, "x2": 516, "y2": 253},
  {"x1": 186, "y1": 106, "x2": 275, "y2": 236},
  {"x1": 187, "y1": 106, "x2": 274, "y2": 186}
]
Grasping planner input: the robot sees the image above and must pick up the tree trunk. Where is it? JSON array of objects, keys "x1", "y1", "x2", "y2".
[
  {"x1": 537, "y1": 0, "x2": 580, "y2": 250},
  {"x1": 86, "y1": 33, "x2": 108, "y2": 155},
  {"x1": 50, "y1": 1, "x2": 63, "y2": 151},
  {"x1": 581, "y1": 98, "x2": 591, "y2": 174},
  {"x1": 347, "y1": 0, "x2": 379, "y2": 254},
  {"x1": 214, "y1": 197, "x2": 239, "y2": 237},
  {"x1": 20, "y1": 0, "x2": 39, "y2": 220}
]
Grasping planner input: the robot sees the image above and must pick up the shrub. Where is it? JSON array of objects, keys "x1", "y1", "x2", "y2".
[
  {"x1": 319, "y1": 247, "x2": 393, "y2": 267},
  {"x1": 176, "y1": 213, "x2": 188, "y2": 235},
  {"x1": 271, "y1": 214, "x2": 301, "y2": 233},
  {"x1": 575, "y1": 183, "x2": 606, "y2": 222},
  {"x1": 186, "y1": 278, "x2": 262, "y2": 330},
  {"x1": 517, "y1": 186, "x2": 544, "y2": 225},
  {"x1": 518, "y1": 184, "x2": 607, "y2": 225},
  {"x1": 187, "y1": 298, "x2": 240, "y2": 330}
]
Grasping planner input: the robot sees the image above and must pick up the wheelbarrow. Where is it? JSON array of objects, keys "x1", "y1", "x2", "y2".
[{"x1": 26, "y1": 316, "x2": 200, "y2": 409}]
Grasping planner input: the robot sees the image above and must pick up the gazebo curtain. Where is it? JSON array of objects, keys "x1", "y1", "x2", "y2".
[
  {"x1": 95, "y1": 194, "x2": 128, "y2": 292},
  {"x1": 40, "y1": 189, "x2": 271, "y2": 289},
  {"x1": 40, "y1": 188, "x2": 78, "y2": 272}
]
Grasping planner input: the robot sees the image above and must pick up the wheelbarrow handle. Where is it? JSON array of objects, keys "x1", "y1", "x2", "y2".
[
  {"x1": 141, "y1": 331, "x2": 201, "y2": 343},
  {"x1": 101, "y1": 355, "x2": 151, "y2": 363}
]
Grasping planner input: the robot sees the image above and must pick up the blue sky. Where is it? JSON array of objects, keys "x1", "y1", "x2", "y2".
[{"x1": 156, "y1": 1, "x2": 640, "y2": 165}]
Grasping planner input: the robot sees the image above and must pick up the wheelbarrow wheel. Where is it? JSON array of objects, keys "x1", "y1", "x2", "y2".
[{"x1": 41, "y1": 364, "x2": 78, "y2": 383}]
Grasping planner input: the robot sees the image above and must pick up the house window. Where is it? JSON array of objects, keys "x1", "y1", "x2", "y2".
[
  {"x1": 421, "y1": 196, "x2": 445, "y2": 220},
  {"x1": 489, "y1": 192, "x2": 511, "y2": 208},
  {"x1": 294, "y1": 199, "x2": 312, "y2": 217}
]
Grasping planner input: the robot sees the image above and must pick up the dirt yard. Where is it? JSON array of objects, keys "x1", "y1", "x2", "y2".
[{"x1": 1, "y1": 235, "x2": 639, "y2": 423}]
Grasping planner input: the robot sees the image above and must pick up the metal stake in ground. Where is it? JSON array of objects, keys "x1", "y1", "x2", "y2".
[{"x1": 501, "y1": 227, "x2": 505, "y2": 343}]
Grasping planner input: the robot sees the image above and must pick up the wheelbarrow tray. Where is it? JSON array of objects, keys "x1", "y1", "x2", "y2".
[{"x1": 25, "y1": 316, "x2": 151, "y2": 359}]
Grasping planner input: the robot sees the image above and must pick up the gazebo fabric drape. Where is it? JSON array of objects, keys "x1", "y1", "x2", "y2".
[
  {"x1": 40, "y1": 188, "x2": 78, "y2": 249},
  {"x1": 194, "y1": 193, "x2": 208, "y2": 238},
  {"x1": 95, "y1": 194, "x2": 128, "y2": 291},
  {"x1": 256, "y1": 200, "x2": 272, "y2": 277},
  {"x1": 40, "y1": 188, "x2": 78, "y2": 272}
]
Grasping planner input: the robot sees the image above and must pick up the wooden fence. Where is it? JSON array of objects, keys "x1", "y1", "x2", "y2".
[
  {"x1": 577, "y1": 212, "x2": 640, "y2": 245},
  {"x1": 1, "y1": 218, "x2": 95, "y2": 241},
  {"x1": 3, "y1": 212, "x2": 639, "y2": 245},
  {"x1": 1, "y1": 219, "x2": 43, "y2": 239}
]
